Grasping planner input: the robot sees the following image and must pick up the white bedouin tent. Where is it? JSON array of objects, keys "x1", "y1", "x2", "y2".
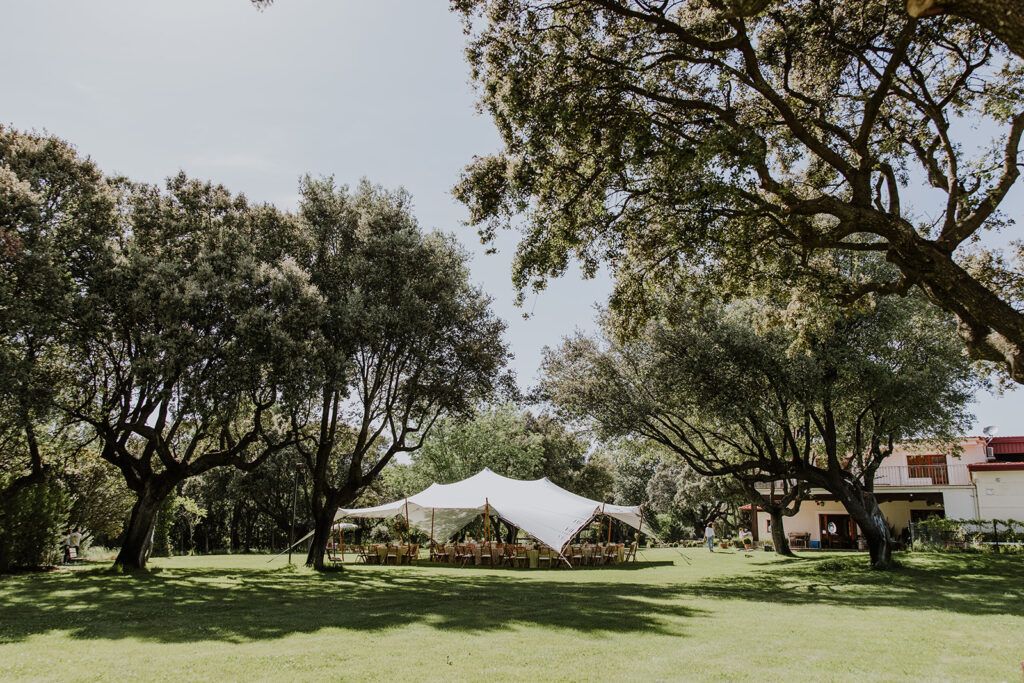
[{"x1": 336, "y1": 468, "x2": 646, "y2": 563}]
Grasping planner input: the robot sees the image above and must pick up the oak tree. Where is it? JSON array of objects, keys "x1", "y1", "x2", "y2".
[
  {"x1": 288, "y1": 179, "x2": 512, "y2": 569},
  {"x1": 66, "y1": 175, "x2": 319, "y2": 570},
  {"x1": 540, "y1": 295, "x2": 974, "y2": 568},
  {"x1": 454, "y1": 0, "x2": 1024, "y2": 383}
]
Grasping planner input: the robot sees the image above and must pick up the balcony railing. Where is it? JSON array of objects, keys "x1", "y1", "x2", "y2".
[
  {"x1": 872, "y1": 464, "x2": 969, "y2": 487},
  {"x1": 754, "y1": 464, "x2": 971, "y2": 490}
]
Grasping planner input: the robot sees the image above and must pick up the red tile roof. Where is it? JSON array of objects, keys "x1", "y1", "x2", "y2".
[
  {"x1": 989, "y1": 436, "x2": 1024, "y2": 456},
  {"x1": 967, "y1": 462, "x2": 1024, "y2": 472}
]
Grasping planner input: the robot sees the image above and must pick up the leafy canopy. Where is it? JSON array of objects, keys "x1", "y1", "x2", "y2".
[{"x1": 454, "y1": 0, "x2": 1024, "y2": 382}]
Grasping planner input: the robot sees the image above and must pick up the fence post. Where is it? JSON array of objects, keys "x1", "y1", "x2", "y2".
[{"x1": 993, "y1": 519, "x2": 1000, "y2": 553}]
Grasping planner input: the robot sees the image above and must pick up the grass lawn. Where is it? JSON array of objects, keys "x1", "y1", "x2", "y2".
[{"x1": 1, "y1": 548, "x2": 1021, "y2": 682}]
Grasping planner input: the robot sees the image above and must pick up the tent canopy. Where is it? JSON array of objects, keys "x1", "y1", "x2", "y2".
[{"x1": 336, "y1": 468, "x2": 645, "y2": 556}]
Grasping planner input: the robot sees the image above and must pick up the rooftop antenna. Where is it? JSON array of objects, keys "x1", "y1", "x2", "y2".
[{"x1": 982, "y1": 426, "x2": 998, "y2": 461}]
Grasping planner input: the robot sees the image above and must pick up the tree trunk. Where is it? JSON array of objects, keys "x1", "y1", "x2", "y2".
[
  {"x1": 832, "y1": 486, "x2": 894, "y2": 569},
  {"x1": 908, "y1": 0, "x2": 1024, "y2": 60},
  {"x1": 229, "y1": 502, "x2": 243, "y2": 552},
  {"x1": 114, "y1": 483, "x2": 172, "y2": 571},
  {"x1": 855, "y1": 495, "x2": 894, "y2": 569},
  {"x1": 305, "y1": 501, "x2": 339, "y2": 570},
  {"x1": 886, "y1": 232, "x2": 1024, "y2": 384},
  {"x1": 769, "y1": 509, "x2": 795, "y2": 557}
]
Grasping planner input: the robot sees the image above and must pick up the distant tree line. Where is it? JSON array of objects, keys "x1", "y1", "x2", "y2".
[{"x1": 0, "y1": 127, "x2": 510, "y2": 571}]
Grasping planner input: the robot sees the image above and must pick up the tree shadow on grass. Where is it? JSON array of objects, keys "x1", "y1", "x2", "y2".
[
  {"x1": 0, "y1": 562, "x2": 703, "y2": 644},
  {"x1": 687, "y1": 552, "x2": 1024, "y2": 617}
]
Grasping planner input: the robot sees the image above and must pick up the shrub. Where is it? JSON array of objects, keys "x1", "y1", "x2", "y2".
[
  {"x1": 912, "y1": 517, "x2": 1023, "y2": 551},
  {"x1": 0, "y1": 478, "x2": 70, "y2": 571}
]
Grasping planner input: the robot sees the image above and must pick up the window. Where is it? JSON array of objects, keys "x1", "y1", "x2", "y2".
[{"x1": 906, "y1": 454, "x2": 949, "y2": 485}]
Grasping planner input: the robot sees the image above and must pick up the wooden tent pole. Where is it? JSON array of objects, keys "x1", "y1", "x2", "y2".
[
  {"x1": 340, "y1": 523, "x2": 345, "y2": 561},
  {"x1": 405, "y1": 500, "x2": 410, "y2": 544},
  {"x1": 430, "y1": 508, "x2": 435, "y2": 544},
  {"x1": 484, "y1": 498, "x2": 490, "y2": 542},
  {"x1": 602, "y1": 503, "x2": 611, "y2": 544}
]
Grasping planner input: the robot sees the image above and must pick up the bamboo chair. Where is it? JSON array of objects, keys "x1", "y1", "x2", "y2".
[
  {"x1": 569, "y1": 544, "x2": 584, "y2": 566},
  {"x1": 405, "y1": 543, "x2": 419, "y2": 565},
  {"x1": 514, "y1": 545, "x2": 528, "y2": 568},
  {"x1": 502, "y1": 544, "x2": 516, "y2": 567},
  {"x1": 537, "y1": 547, "x2": 552, "y2": 568},
  {"x1": 479, "y1": 542, "x2": 492, "y2": 566},
  {"x1": 385, "y1": 544, "x2": 400, "y2": 565},
  {"x1": 609, "y1": 543, "x2": 622, "y2": 564},
  {"x1": 456, "y1": 543, "x2": 473, "y2": 568}
]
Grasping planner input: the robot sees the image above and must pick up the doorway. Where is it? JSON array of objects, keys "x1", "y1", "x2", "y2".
[{"x1": 819, "y1": 514, "x2": 857, "y2": 549}]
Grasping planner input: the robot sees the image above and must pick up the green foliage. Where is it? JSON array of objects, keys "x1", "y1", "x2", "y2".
[
  {"x1": 287, "y1": 179, "x2": 512, "y2": 567},
  {"x1": 2, "y1": 130, "x2": 513, "y2": 570},
  {"x1": 60, "y1": 446, "x2": 134, "y2": 545},
  {"x1": 170, "y1": 496, "x2": 208, "y2": 555},
  {"x1": 601, "y1": 440, "x2": 663, "y2": 507},
  {"x1": 405, "y1": 404, "x2": 547, "y2": 488},
  {"x1": 815, "y1": 558, "x2": 862, "y2": 573},
  {"x1": 541, "y1": 294, "x2": 974, "y2": 567},
  {"x1": 0, "y1": 127, "x2": 117, "y2": 494},
  {"x1": 912, "y1": 517, "x2": 1024, "y2": 551},
  {"x1": 453, "y1": 0, "x2": 1024, "y2": 382},
  {"x1": 652, "y1": 513, "x2": 689, "y2": 543},
  {"x1": 151, "y1": 495, "x2": 177, "y2": 558},
  {"x1": 542, "y1": 295, "x2": 973, "y2": 482},
  {"x1": 388, "y1": 403, "x2": 613, "y2": 504},
  {"x1": 645, "y1": 448, "x2": 744, "y2": 539},
  {"x1": 0, "y1": 477, "x2": 69, "y2": 571}
]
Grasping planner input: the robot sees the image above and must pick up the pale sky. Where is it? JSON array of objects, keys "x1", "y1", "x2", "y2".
[{"x1": 2, "y1": 0, "x2": 1020, "y2": 434}]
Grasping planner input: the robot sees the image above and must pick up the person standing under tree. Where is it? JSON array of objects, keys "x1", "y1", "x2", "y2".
[{"x1": 704, "y1": 523, "x2": 715, "y2": 552}]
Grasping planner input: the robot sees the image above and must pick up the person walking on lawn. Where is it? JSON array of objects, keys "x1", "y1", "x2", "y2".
[{"x1": 705, "y1": 524, "x2": 715, "y2": 552}]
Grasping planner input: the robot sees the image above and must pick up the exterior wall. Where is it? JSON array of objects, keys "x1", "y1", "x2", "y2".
[
  {"x1": 769, "y1": 500, "x2": 940, "y2": 545},
  {"x1": 768, "y1": 501, "x2": 850, "y2": 542},
  {"x1": 751, "y1": 437, "x2": 1024, "y2": 543},
  {"x1": 973, "y1": 470, "x2": 1024, "y2": 520},
  {"x1": 884, "y1": 438, "x2": 988, "y2": 468},
  {"x1": 942, "y1": 489, "x2": 977, "y2": 519}
]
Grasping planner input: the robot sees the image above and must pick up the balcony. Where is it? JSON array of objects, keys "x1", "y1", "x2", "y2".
[
  {"x1": 872, "y1": 464, "x2": 969, "y2": 487},
  {"x1": 754, "y1": 464, "x2": 971, "y2": 491}
]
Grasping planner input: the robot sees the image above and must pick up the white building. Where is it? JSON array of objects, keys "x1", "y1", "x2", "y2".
[{"x1": 749, "y1": 436, "x2": 1024, "y2": 548}]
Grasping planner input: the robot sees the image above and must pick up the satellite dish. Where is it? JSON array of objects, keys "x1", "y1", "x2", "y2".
[{"x1": 983, "y1": 425, "x2": 999, "y2": 438}]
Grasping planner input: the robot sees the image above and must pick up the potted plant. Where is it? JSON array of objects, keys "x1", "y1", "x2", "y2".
[
  {"x1": 742, "y1": 537, "x2": 753, "y2": 550},
  {"x1": 719, "y1": 540, "x2": 730, "y2": 549}
]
